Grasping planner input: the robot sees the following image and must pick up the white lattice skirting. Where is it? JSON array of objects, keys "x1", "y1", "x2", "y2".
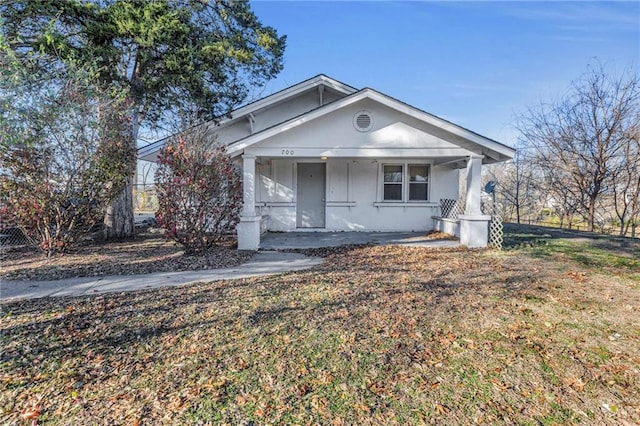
[{"x1": 432, "y1": 198, "x2": 504, "y2": 249}]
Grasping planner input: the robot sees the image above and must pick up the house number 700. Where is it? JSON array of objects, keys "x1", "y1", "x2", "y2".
[{"x1": 281, "y1": 149, "x2": 294, "y2": 156}]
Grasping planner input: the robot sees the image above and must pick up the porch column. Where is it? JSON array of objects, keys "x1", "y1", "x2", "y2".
[
  {"x1": 459, "y1": 155, "x2": 491, "y2": 248},
  {"x1": 465, "y1": 155, "x2": 483, "y2": 215},
  {"x1": 237, "y1": 154, "x2": 261, "y2": 250}
]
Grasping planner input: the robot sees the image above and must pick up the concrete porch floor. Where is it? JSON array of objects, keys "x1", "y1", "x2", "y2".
[{"x1": 259, "y1": 231, "x2": 459, "y2": 250}]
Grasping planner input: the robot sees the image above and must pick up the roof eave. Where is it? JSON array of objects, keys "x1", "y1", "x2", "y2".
[
  {"x1": 227, "y1": 88, "x2": 515, "y2": 161},
  {"x1": 223, "y1": 74, "x2": 356, "y2": 125},
  {"x1": 137, "y1": 75, "x2": 358, "y2": 160}
]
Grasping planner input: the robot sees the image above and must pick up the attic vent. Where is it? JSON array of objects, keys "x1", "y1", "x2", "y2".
[{"x1": 353, "y1": 110, "x2": 373, "y2": 132}]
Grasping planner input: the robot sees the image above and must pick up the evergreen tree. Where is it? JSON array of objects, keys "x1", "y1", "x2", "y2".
[{"x1": 1, "y1": 0, "x2": 286, "y2": 238}]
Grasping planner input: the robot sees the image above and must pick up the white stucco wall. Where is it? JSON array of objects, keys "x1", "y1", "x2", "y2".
[
  {"x1": 241, "y1": 96, "x2": 474, "y2": 232},
  {"x1": 255, "y1": 158, "x2": 459, "y2": 232},
  {"x1": 208, "y1": 88, "x2": 347, "y2": 146},
  {"x1": 244, "y1": 98, "x2": 481, "y2": 158}
]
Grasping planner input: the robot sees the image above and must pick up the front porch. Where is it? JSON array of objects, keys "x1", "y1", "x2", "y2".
[
  {"x1": 236, "y1": 154, "x2": 492, "y2": 250},
  {"x1": 259, "y1": 231, "x2": 460, "y2": 250}
]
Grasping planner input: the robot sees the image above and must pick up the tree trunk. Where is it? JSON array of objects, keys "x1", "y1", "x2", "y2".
[
  {"x1": 103, "y1": 94, "x2": 139, "y2": 240},
  {"x1": 515, "y1": 177, "x2": 521, "y2": 224},
  {"x1": 587, "y1": 198, "x2": 596, "y2": 232},
  {"x1": 104, "y1": 176, "x2": 135, "y2": 239}
]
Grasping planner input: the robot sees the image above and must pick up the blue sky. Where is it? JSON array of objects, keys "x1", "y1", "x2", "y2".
[{"x1": 250, "y1": 1, "x2": 639, "y2": 147}]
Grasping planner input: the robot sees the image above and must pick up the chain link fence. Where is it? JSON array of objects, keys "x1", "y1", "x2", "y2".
[
  {"x1": 0, "y1": 225, "x2": 31, "y2": 249},
  {"x1": 0, "y1": 207, "x2": 31, "y2": 250},
  {"x1": 1, "y1": 186, "x2": 160, "y2": 252}
]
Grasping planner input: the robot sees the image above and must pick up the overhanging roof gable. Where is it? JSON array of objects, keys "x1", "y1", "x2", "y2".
[
  {"x1": 227, "y1": 88, "x2": 515, "y2": 163},
  {"x1": 138, "y1": 74, "x2": 357, "y2": 161},
  {"x1": 222, "y1": 74, "x2": 357, "y2": 124}
]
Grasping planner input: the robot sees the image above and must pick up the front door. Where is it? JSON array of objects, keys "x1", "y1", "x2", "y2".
[{"x1": 296, "y1": 163, "x2": 326, "y2": 228}]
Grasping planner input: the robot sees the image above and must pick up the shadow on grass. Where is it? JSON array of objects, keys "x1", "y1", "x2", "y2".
[
  {"x1": 503, "y1": 223, "x2": 639, "y2": 272},
  {"x1": 503, "y1": 222, "x2": 639, "y2": 246},
  {"x1": 1, "y1": 245, "x2": 551, "y2": 401},
  {"x1": 516, "y1": 238, "x2": 639, "y2": 270},
  {"x1": 3, "y1": 243, "x2": 639, "y2": 425}
]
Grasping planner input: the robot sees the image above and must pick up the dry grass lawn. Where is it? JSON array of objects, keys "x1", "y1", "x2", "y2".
[{"x1": 1, "y1": 240, "x2": 639, "y2": 425}]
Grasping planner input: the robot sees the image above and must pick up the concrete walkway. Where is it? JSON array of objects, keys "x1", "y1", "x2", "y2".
[
  {"x1": 1, "y1": 231, "x2": 458, "y2": 303},
  {"x1": 0, "y1": 251, "x2": 322, "y2": 302}
]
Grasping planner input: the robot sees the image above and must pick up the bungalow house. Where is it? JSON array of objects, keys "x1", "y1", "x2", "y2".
[{"x1": 139, "y1": 75, "x2": 515, "y2": 250}]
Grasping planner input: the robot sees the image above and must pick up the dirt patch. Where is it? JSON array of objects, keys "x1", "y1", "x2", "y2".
[{"x1": 0, "y1": 233, "x2": 253, "y2": 281}]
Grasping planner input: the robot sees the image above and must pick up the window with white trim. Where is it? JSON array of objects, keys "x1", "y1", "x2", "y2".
[
  {"x1": 383, "y1": 164, "x2": 403, "y2": 201},
  {"x1": 381, "y1": 163, "x2": 430, "y2": 202},
  {"x1": 409, "y1": 164, "x2": 429, "y2": 201}
]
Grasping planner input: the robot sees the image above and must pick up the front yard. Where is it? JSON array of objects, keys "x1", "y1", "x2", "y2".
[
  {"x1": 0, "y1": 234, "x2": 252, "y2": 281},
  {"x1": 1, "y1": 234, "x2": 639, "y2": 424}
]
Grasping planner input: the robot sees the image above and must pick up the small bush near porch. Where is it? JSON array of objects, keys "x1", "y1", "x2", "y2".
[
  {"x1": 1, "y1": 235, "x2": 639, "y2": 424},
  {"x1": 155, "y1": 132, "x2": 242, "y2": 255}
]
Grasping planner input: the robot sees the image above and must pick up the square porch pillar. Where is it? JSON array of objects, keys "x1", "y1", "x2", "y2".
[
  {"x1": 237, "y1": 154, "x2": 261, "y2": 250},
  {"x1": 459, "y1": 155, "x2": 491, "y2": 248}
]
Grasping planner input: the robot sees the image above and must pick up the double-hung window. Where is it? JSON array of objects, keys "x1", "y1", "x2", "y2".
[
  {"x1": 408, "y1": 164, "x2": 429, "y2": 201},
  {"x1": 383, "y1": 165, "x2": 404, "y2": 201},
  {"x1": 382, "y1": 163, "x2": 430, "y2": 202}
]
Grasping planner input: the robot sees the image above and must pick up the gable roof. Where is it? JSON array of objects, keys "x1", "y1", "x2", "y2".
[
  {"x1": 226, "y1": 87, "x2": 515, "y2": 163},
  {"x1": 138, "y1": 74, "x2": 356, "y2": 160},
  {"x1": 227, "y1": 74, "x2": 357, "y2": 120},
  {"x1": 139, "y1": 75, "x2": 515, "y2": 164}
]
